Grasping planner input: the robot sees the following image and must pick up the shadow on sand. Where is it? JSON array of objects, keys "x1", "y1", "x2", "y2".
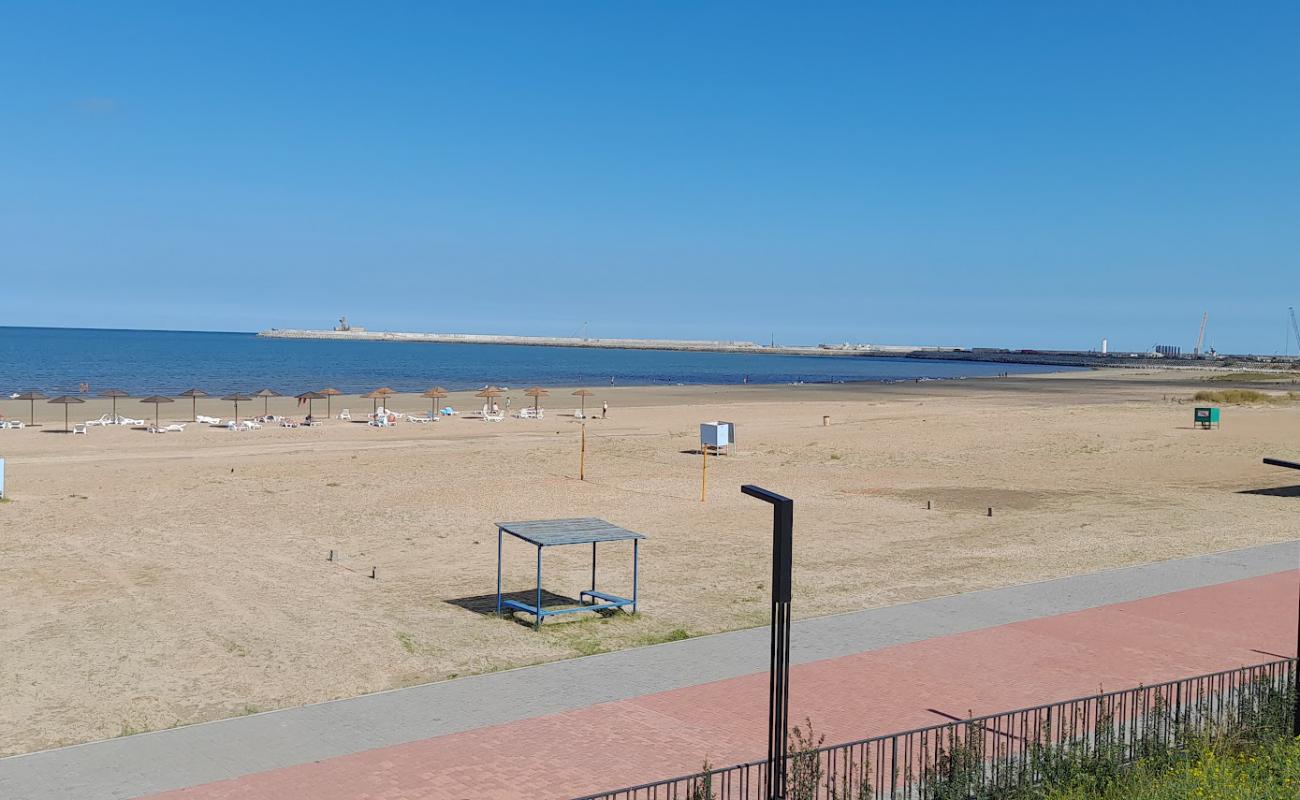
[
  {"x1": 447, "y1": 589, "x2": 612, "y2": 628},
  {"x1": 1237, "y1": 485, "x2": 1300, "y2": 498}
]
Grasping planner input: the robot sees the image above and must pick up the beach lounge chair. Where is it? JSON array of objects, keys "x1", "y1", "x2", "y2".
[
  {"x1": 280, "y1": 418, "x2": 299, "y2": 428},
  {"x1": 85, "y1": 414, "x2": 114, "y2": 427},
  {"x1": 1, "y1": 420, "x2": 24, "y2": 430},
  {"x1": 338, "y1": 409, "x2": 351, "y2": 420},
  {"x1": 72, "y1": 423, "x2": 89, "y2": 435},
  {"x1": 118, "y1": 416, "x2": 146, "y2": 426},
  {"x1": 573, "y1": 409, "x2": 587, "y2": 420},
  {"x1": 196, "y1": 415, "x2": 220, "y2": 425},
  {"x1": 166, "y1": 423, "x2": 186, "y2": 432},
  {"x1": 408, "y1": 412, "x2": 436, "y2": 423},
  {"x1": 304, "y1": 418, "x2": 323, "y2": 427}
]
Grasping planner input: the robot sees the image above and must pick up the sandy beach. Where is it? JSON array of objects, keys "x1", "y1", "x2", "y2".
[{"x1": 1, "y1": 369, "x2": 1297, "y2": 756}]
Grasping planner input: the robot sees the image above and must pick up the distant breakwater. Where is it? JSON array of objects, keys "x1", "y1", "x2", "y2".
[
  {"x1": 260, "y1": 328, "x2": 964, "y2": 358},
  {"x1": 257, "y1": 329, "x2": 1160, "y2": 369}
]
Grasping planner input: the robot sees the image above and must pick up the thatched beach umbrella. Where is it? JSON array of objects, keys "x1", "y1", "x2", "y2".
[
  {"x1": 422, "y1": 386, "x2": 449, "y2": 417},
  {"x1": 99, "y1": 388, "x2": 129, "y2": 421},
  {"x1": 362, "y1": 390, "x2": 386, "y2": 417},
  {"x1": 320, "y1": 387, "x2": 342, "y2": 418},
  {"x1": 572, "y1": 388, "x2": 594, "y2": 416},
  {"x1": 178, "y1": 388, "x2": 207, "y2": 422},
  {"x1": 524, "y1": 386, "x2": 549, "y2": 413},
  {"x1": 139, "y1": 395, "x2": 174, "y2": 428},
  {"x1": 253, "y1": 388, "x2": 282, "y2": 417},
  {"x1": 14, "y1": 390, "x2": 48, "y2": 426},
  {"x1": 223, "y1": 393, "x2": 253, "y2": 424},
  {"x1": 47, "y1": 395, "x2": 85, "y2": 432},
  {"x1": 475, "y1": 386, "x2": 503, "y2": 414},
  {"x1": 370, "y1": 387, "x2": 397, "y2": 414},
  {"x1": 297, "y1": 391, "x2": 325, "y2": 418}
]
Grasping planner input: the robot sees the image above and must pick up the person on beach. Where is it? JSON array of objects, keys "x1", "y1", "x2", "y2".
[{"x1": 602, "y1": 400, "x2": 608, "y2": 419}]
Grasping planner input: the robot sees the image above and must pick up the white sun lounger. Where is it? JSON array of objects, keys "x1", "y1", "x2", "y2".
[
  {"x1": 196, "y1": 415, "x2": 221, "y2": 425},
  {"x1": 85, "y1": 414, "x2": 114, "y2": 427},
  {"x1": 338, "y1": 409, "x2": 351, "y2": 420},
  {"x1": 72, "y1": 423, "x2": 89, "y2": 435}
]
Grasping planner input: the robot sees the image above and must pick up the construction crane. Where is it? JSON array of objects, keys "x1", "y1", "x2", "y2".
[
  {"x1": 1193, "y1": 312, "x2": 1208, "y2": 357},
  {"x1": 1289, "y1": 308, "x2": 1300, "y2": 356}
]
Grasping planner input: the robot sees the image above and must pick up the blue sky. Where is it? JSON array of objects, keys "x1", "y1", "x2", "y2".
[{"x1": 2, "y1": 3, "x2": 1297, "y2": 353}]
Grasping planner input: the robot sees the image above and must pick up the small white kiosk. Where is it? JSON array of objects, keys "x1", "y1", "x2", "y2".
[{"x1": 700, "y1": 421, "x2": 736, "y2": 455}]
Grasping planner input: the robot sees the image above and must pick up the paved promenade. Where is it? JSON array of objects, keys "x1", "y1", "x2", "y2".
[{"x1": 1, "y1": 542, "x2": 1295, "y2": 800}]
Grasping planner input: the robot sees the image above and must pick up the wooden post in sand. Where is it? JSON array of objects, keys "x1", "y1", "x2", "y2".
[{"x1": 580, "y1": 422, "x2": 586, "y2": 481}]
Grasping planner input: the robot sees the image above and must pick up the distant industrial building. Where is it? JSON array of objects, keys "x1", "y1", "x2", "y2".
[{"x1": 1153, "y1": 345, "x2": 1182, "y2": 358}]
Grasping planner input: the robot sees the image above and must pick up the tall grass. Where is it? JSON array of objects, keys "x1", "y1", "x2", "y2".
[
  {"x1": 1192, "y1": 389, "x2": 1300, "y2": 404},
  {"x1": 1046, "y1": 737, "x2": 1300, "y2": 799}
]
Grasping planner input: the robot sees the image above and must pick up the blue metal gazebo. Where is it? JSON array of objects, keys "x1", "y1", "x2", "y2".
[{"x1": 495, "y1": 518, "x2": 645, "y2": 629}]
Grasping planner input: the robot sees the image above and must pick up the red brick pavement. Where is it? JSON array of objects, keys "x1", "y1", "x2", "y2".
[{"x1": 147, "y1": 570, "x2": 1299, "y2": 800}]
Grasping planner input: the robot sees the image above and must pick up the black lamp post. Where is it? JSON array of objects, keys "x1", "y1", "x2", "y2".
[
  {"x1": 742, "y1": 484, "x2": 794, "y2": 800},
  {"x1": 1260, "y1": 458, "x2": 1300, "y2": 737}
]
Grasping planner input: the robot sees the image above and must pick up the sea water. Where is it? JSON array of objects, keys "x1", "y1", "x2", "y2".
[{"x1": 0, "y1": 327, "x2": 1071, "y2": 395}]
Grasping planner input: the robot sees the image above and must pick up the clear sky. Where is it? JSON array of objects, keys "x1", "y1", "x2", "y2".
[{"x1": 2, "y1": 3, "x2": 1297, "y2": 353}]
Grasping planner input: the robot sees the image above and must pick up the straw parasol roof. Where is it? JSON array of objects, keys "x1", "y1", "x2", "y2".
[
  {"x1": 98, "y1": 388, "x2": 130, "y2": 419},
  {"x1": 177, "y1": 388, "x2": 207, "y2": 421},
  {"x1": 320, "y1": 388, "x2": 341, "y2": 417},
  {"x1": 253, "y1": 388, "x2": 282, "y2": 417},
  {"x1": 222, "y1": 393, "x2": 253, "y2": 423},
  {"x1": 296, "y1": 391, "x2": 326, "y2": 418},
  {"x1": 14, "y1": 390, "x2": 48, "y2": 425},
  {"x1": 139, "y1": 395, "x2": 174, "y2": 428},
  {"x1": 475, "y1": 386, "x2": 503, "y2": 414},
  {"x1": 421, "y1": 387, "x2": 449, "y2": 417},
  {"x1": 47, "y1": 395, "x2": 85, "y2": 432},
  {"x1": 572, "y1": 388, "x2": 594, "y2": 414},
  {"x1": 362, "y1": 389, "x2": 393, "y2": 416},
  {"x1": 524, "y1": 386, "x2": 549, "y2": 412}
]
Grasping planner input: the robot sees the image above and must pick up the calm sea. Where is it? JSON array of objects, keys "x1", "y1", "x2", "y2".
[{"x1": 0, "y1": 327, "x2": 1069, "y2": 395}]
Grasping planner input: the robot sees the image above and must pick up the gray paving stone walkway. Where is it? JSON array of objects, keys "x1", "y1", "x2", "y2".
[{"x1": 1, "y1": 541, "x2": 1294, "y2": 800}]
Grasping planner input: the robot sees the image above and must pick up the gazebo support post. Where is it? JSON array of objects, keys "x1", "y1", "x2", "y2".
[
  {"x1": 591, "y1": 542, "x2": 597, "y2": 596},
  {"x1": 496, "y1": 527, "x2": 503, "y2": 617},
  {"x1": 535, "y1": 546, "x2": 543, "y2": 631},
  {"x1": 633, "y1": 539, "x2": 639, "y2": 614}
]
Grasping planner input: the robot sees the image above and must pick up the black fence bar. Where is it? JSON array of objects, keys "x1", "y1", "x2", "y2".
[{"x1": 572, "y1": 658, "x2": 1297, "y2": 800}]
